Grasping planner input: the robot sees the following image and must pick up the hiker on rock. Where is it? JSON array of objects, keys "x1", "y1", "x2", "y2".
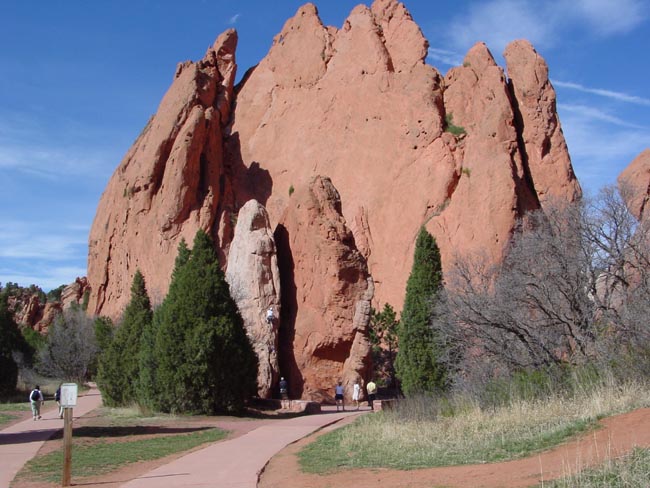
[
  {"x1": 335, "y1": 381, "x2": 345, "y2": 411},
  {"x1": 29, "y1": 385, "x2": 44, "y2": 420},
  {"x1": 266, "y1": 306, "x2": 275, "y2": 325}
]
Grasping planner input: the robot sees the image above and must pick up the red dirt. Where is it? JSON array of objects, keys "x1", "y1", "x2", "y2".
[{"x1": 258, "y1": 408, "x2": 650, "y2": 488}]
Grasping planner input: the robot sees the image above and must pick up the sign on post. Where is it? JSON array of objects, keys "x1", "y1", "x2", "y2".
[
  {"x1": 61, "y1": 383, "x2": 77, "y2": 487},
  {"x1": 60, "y1": 383, "x2": 78, "y2": 408}
]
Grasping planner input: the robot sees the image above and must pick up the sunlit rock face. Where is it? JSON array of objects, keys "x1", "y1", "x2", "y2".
[
  {"x1": 275, "y1": 176, "x2": 373, "y2": 401},
  {"x1": 225, "y1": 200, "x2": 281, "y2": 399},
  {"x1": 87, "y1": 0, "x2": 580, "y2": 399},
  {"x1": 618, "y1": 149, "x2": 650, "y2": 221}
]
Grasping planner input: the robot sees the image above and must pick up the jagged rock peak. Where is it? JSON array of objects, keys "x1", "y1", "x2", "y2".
[
  {"x1": 86, "y1": 27, "x2": 239, "y2": 320},
  {"x1": 504, "y1": 39, "x2": 581, "y2": 206},
  {"x1": 463, "y1": 42, "x2": 498, "y2": 72},
  {"x1": 618, "y1": 149, "x2": 650, "y2": 221}
]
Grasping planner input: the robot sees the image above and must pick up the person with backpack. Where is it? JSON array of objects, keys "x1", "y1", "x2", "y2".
[
  {"x1": 335, "y1": 380, "x2": 345, "y2": 411},
  {"x1": 366, "y1": 379, "x2": 377, "y2": 411},
  {"x1": 29, "y1": 385, "x2": 44, "y2": 420},
  {"x1": 279, "y1": 377, "x2": 289, "y2": 408},
  {"x1": 55, "y1": 384, "x2": 63, "y2": 419}
]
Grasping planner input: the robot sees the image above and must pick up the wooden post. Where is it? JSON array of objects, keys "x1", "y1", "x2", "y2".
[{"x1": 62, "y1": 408, "x2": 73, "y2": 486}]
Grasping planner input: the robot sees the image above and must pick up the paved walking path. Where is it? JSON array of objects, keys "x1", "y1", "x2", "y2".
[
  {"x1": 120, "y1": 408, "x2": 363, "y2": 488},
  {"x1": 0, "y1": 385, "x2": 103, "y2": 488},
  {"x1": 1, "y1": 386, "x2": 363, "y2": 488}
]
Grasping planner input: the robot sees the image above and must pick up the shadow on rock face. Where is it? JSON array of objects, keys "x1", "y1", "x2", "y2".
[{"x1": 274, "y1": 223, "x2": 303, "y2": 399}]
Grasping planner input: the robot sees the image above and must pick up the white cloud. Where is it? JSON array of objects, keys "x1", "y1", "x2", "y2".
[
  {"x1": 444, "y1": 0, "x2": 559, "y2": 54},
  {"x1": 570, "y1": 0, "x2": 647, "y2": 35},
  {"x1": 0, "y1": 109, "x2": 117, "y2": 180},
  {"x1": 0, "y1": 221, "x2": 88, "y2": 260},
  {"x1": 0, "y1": 143, "x2": 113, "y2": 180},
  {"x1": 559, "y1": 109, "x2": 650, "y2": 191},
  {"x1": 228, "y1": 13, "x2": 241, "y2": 25},
  {"x1": 438, "y1": 0, "x2": 647, "y2": 55},
  {"x1": 427, "y1": 48, "x2": 464, "y2": 68},
  {"x1": 553, "y1": 80, "x2": 650, "y2": 107},
  {"x1": 0, "y1": 266, "x2": 87, "y2": 291},
  {"x1": 558, "y1": 103, "x2": 647, "y2": 129}
]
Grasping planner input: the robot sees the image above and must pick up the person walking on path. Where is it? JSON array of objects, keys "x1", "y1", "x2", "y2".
[
  {"x1": 335, "y1": 381, "x2": 345, "y2": 411},
  {"x1": 55, "y1": 384, "x2": 63, "y2": 419},
  {"x1": 352, "y1": 380, "x2": 361, "y2": 410},
  {"x1": 366, "y1": 379, "x2": 377, "y2": 411},
  {"x1": 29, "y1": 385, "x2": 44, "y2": 420},
  {"x1": 279, "y1": 377, "x2": 289, "y2": 409}
]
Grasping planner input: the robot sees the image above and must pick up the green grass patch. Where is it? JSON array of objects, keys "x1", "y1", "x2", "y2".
[
  {"x1": 19, "y1": 427, "x2": 228, "y2": 483},
  {"x1": 444, "y1": 113, "x2": 466, "y2": 137},
  {"x1": 0, "y1": 412, "x2": 18, "y2": 426},
  {"x1": 298, "y1": 377, "x2": 650, "y2": 474},
  {"x1": 299, "y1": 413, "x2": 595, "y2": 473},
  {"x1": 0, "y1": 402, "x2": 30, "y2": 412},
  {"x1": 543, "y1": 447, "x2": 650, "y2": 487}
]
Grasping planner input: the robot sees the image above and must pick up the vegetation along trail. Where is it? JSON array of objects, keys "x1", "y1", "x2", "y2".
[{"x1": 259, "y1": 407, "x2": 650, "y2": 488}]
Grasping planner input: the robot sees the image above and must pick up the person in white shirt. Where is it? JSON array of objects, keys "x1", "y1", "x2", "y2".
[
  {"x1": 29, "y1": 385, "x2": 44, "y2": 420},
  {"x1": 352, "y1": 380, "x2": 361, "y2": 410},
  {"x1": 266, "y1": 306, "x2": 275, "y2": 325}
]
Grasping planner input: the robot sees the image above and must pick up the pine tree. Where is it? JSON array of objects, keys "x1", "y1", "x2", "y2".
[
  {"x1": 0, "y1": 290, "x2": 19, "y2": 394},
  {"x1": 97, "y1": 270, "x2": 152, "y2": 406},
  {"x1": 152, "y1": 230, "x2": 258, "y2": 414},
  {"x1": 395, "y1": 227, "x2": 447, "y2": 395}
]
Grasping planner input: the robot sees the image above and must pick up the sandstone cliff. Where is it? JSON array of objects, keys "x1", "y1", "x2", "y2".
[
  {"x1": 618, "y1": 149, "x2": 650, "y2": 221},
  {"x1": 87, "y1": 0, "x2": 581, "y2": 398},
  {"x1": 275, "y1": 177, "x2": 373, "y2": 401},
  {"x1": 87, "y1": 30, "x2": 238, "y2": 318},
  {"x1": 225, "y1": 200, "x2": 281, "y2": 398}
]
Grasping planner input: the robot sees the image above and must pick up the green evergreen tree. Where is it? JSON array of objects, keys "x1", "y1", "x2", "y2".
[
  {"x1": 94, "y1": 316, "x2": 114, "y2": 352},
  {"x1": 152, "y1": 230, "x2": 258, "y2": 414},
  {"x1": 395, "y1": 227, "x2": 447, "y2": 395},
  {"x1": 97, "y1": 270, "x2": 152, "y2": 406},
  {"x1": 369, "y1": 304, "x2": 399, "y2": 389},
  {"x1": 0, "y1": 290, "x2": 20, "y2": 394},
  {"x1": 137, "y1": 239, "x2": 190, "y2": 410}
]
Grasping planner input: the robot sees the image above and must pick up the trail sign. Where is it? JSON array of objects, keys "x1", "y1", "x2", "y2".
[{"x1": 60, "y1": 383, "x2": 77, "y2": 408}]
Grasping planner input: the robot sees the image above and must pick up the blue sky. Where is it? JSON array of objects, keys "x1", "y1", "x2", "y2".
[{"x1": 1, "y1": 0, "x2": 648, "y2": 290}]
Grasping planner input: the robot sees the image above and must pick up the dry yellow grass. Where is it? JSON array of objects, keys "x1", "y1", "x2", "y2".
[{"x1": 300, "y1": 377, "x2": 650, "y2": 472}]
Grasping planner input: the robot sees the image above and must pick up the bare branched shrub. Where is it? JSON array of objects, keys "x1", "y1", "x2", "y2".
[
  {"x1": 38, "y1": 307, "x2": 99, "y2": 382},
  {"x1": 435, "y1": 186, "x2": 650, "y2": 384}
]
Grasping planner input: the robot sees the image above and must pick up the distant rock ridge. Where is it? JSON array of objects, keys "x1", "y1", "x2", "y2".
[
  {"x1": 618, "y1": 149, "x2": 650, "y2": 221},
  {"x1": 87, "y1": 0, "x2": 582, "y2": 399}
]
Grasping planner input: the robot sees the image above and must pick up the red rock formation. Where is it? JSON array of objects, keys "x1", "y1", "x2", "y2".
[
  {"x1": 275, "y1": 176, "x2": 373, "y2": 401},
  {"x1": 228, "y1": 2, "x2": 580, "y2": 311},
  {"x1": 433, "y1": 42, "x2": 539, "y2": 269},
  {"x1": 87, "y1": 0, "x2": 581, "y2": 398},
  {"x1": 8, "y1": 293, "x2": 62, "y2": 333},
  {"x1": 618, "y1": 149, "x2": 650, "y2": 221},
  {"x1": 87, "y1": 30, "x2": 238, "y2": 320},
  {"x1": 60, "y1": 277, "x2": 91, "y2": 310},
  {"x1": 225, "y1": 200, "x2": 281, "y2": 398},
  {"x1": 504, "y1": 40, "x2": 581, "y2": 206}
]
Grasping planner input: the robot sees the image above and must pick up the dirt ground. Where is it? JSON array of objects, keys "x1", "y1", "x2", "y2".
[{"x1": 258, "y1": 408, "x2": 650, "y2": 488}]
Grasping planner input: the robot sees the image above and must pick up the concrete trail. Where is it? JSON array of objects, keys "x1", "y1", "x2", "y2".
[
  {"x1": 120, "y1": 409, "x2": 363, "y2": 488},
  {"x1": 0, "y1": 386, "x2": 103, "y2": 487}
]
